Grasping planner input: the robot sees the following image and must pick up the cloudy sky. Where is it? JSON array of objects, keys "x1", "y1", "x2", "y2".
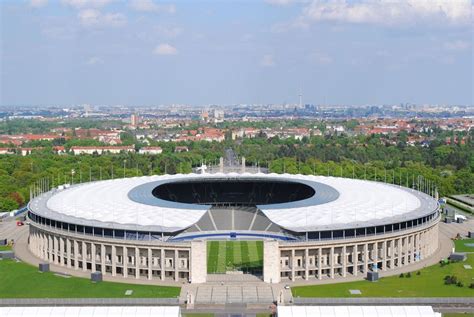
[{"x1": 0, "y1": 0, "x2": 472, "y2": 106}]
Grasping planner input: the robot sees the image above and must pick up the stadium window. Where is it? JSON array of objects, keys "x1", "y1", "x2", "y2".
[
  {"x1": 308, "y1": 232, "x2": 319, "y2": 240},
  {"x1": 366, "y1": 227, "x2": 375, "y2": 235},
  {"x1": 85, "y1": 226, "x2": 93, "y2": 235},
  {"x1": 104, "y1": 229, "x2": 113, "y2": 237},
  {"x1": 69, "y1": 224, "x2": 76, "y2": 232},
  {"x1": 320, "y1": 231, "x2": 331, "y2": 240},
  {"x1": 333, "y1": 230, "x2": 343, "y2": 239},
  {"x1": 94, "y1": 227, "x2": 103, "y2": 237},
  {"x1": 115, "y1": 230, "x2": 124, "y2": 239},
  {"x1": 356, "y1": 228, "x2": 365, "y2": 237},
  {"x1": 376, "y1": 226, "x2": 384, "y2": 234},
  {"x1": 384, "y1": 224, "x2": 392, "y2": 233},
  {"x1": 344, "y1": 229, "x2": 355, "y2": 238},
  {"x1": 394, "y1": 223, "x2": 400, "y2": 231}
]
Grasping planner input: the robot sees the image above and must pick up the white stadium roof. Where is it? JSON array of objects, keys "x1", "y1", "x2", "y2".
[
  {"x1": 277, "y1": 306, "x2": 441, "y2": 317},
  {"x1": 0, "y1": 306, "x2": 180, "y2": 317},
  {"x1": 29, "y1": 173, "x2": 438, "y2": 233}
]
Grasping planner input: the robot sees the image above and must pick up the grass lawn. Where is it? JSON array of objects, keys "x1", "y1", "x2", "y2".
[
  {"x1": 0, "y1": 259, "x2": 180, "y2": 298},
  {"x1": 455, "y1": 239, "x2": 474, "y2": 253},
  {"x1": 207, "y1": 240, "x2": 263, "y2": 273},
  {"x1": 292, "y1": 254, "x2": 474, "y2": 298},
  {"x1": 0, "y1": 246, "x2": 12, "y2": 251}
]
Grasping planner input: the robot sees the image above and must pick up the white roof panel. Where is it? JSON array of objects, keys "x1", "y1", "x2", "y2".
[{"x1": 30, "y1": 173, "x2": 438, "y2": 233}]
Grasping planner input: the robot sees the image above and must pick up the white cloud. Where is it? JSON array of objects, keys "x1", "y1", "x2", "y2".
[
  {"x1": 443, "y1": 40, "x2": 470, "y2": 51},
  {"x1": 30, "y1": 0, "x2": 48, "y2": 8},
  {"x1": 78, "y1": 9, "x2": 126, "y2": 27},
  {"x1": 153, "y1": 43, "x2": 178, "y2": 55},
  {"x1": 85, "y1": 57, "x2": 104, "y2": 65},
  {"x1": 130, "y1": 0, "x2": 176, "y2": 13},
  {"x1": 260, "y1": 54, "x2": 275, "y2": 67},
  {"x1": 62, "y1": 0, "x2": 113, "y2": 9},
  {"x1": 302, "y1": 0, "x2": 472, "y2": 26}
]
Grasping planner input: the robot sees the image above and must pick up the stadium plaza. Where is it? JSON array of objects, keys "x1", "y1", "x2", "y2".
[{"x1": 23, "y1": 168, "x2": 443, "y2": 298}]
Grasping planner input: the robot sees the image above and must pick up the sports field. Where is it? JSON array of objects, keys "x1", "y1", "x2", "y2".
[{"x1": 207, "y1": 240, "x2": 263, "y2": 273}]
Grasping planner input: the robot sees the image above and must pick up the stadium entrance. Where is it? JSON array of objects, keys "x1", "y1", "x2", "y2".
[{"x1": 207, "y1": 240, "x2": 264, "y2": 278}]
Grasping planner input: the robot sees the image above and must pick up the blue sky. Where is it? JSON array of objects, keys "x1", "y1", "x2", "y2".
[{"x1": 0, "y1": 0, "x2": 472, "y2": 106}]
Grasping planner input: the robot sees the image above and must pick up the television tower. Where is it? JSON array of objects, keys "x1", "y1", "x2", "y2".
[{"x1": 298, "y1": 89, "x2": 303, "y2": 108}]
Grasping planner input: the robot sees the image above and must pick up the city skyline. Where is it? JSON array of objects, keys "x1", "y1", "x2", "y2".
[{"x1": 1, "y1": 0, "x2": 473, "y2": 106}]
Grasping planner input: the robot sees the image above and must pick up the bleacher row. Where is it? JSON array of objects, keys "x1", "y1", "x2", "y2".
[{"x1": 183, "y1": 206, "x2": 281, "y2": 233}]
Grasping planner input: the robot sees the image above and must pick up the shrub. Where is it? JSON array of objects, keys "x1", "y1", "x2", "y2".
[
  {"x1": 444, "y1": 275, "x2": 459, "y2": 285},
  {"x1": 456, "y1": 281, "x2": 463, "y2": 288},
  {"x1": 416, "y1": 271, "x2": 421, "y2": 276},
  {"x1": 406, "y1": 272, "x2": 412, "y2": 278},
  {"x1": 399, "y1": 273, "x2": 404, "y2": 278},
  {"x1": 469, "y1": 283, "x2": 474, "y2": 289}
]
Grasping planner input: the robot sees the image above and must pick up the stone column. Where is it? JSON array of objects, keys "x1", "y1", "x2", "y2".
[
  {"x1": 317, "y1": 248, "x2": 322, "y2": 280},
  {"x1": 382, "y1": 240, "x2": 387, "y2": 271},
  {"x1": 353, "y1": 244, "x2": 358, "y2": 277},
  {"x1": 48, "y1": 235, "x2": 53, "y2": 262},
  {"x1": 123, "y1": 246, "x2": 128, "y2": 278},
  {"x1": 135, "y1": 248, "x2": 140, "y2": 279},
  {"x1": 59, "y1": 237, "x2": 64, "y2": 266},
  {"x1": 363, "y1": 243, "x2": 368, "y2": 273},
  {"x1": 101, "y1": 244, "x2": 106, "y2": 275},
  {"x1": 330, "y1": 247, "x2": 334, "y2": 278},
  {"x1": 390, "y1": 239, "x2": 395, "y2": 269},
  {"x1": 148, "y1": 248, "x2": 152, "y2": 280},
  {"x1": 160, "y1": 249, "x2": 165, "y2": 281},
  {"x1": 174, "y1": 249, "x2": 179, "y2": 281},
  {"x1": 191, "y1": 241, "x2": 207, "y2": 284},
  {"x1": 263, "y1": 240, "x2": 280, "y2": 284},
  {"x1": 74, "y1": 240, "x2": 79, "y2": 270},
  {"x1": 397, "y1": 238, "x2": 402, "y2": 267},
  {"x1": 111, "y1": 245, "x2": 117, "y2": 277},
  {"x1": 82, "y1": 241, "x2": 87, "y2": 271},
  {"x1": 53, "y1": 236, "x2": 59, "y2": 264},
  {"x1": 304, "y1": 248, "x2": 309, "y2": 280},
  {"x1": 291, "y1": 249, "x2": 295, "y2": 281},
  {"x1": 91, "y1": 243, "x2": 96, "y2": 272},
  {"x1": 66, "y1": 239, "x2": 71, "y2": 268},
  {"x1": 404, "y1": 237, "x2": 409, "y2": 265},
  {"x1": 39, "y1": 232, "x2": 44, "y2": 260},
  {"x1": 342, "y1": 246, "x2": 347, "y2": 277}
]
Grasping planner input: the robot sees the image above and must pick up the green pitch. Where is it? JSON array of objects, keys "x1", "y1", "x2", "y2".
[{"x1": 207, "y1": 240, "x2": 263, "y2": 273}]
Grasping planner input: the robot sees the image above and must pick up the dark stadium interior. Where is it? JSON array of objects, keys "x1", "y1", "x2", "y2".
[{"x1": 152, "y1": 180, "x2": 315, "y2": 206}]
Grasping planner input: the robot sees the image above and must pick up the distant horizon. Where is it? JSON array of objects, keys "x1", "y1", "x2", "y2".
[
  {"x1": 1, "y1": 0, "x2": 473, "y2": 106},
  {"x1": 0, "y1": 102, "x2": 473, "y2": 109}
]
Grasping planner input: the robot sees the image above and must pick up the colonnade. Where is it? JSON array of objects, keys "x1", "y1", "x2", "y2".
[
  {"x1": 274, "y1": 222, "x2": 438, "y2": 283},
  {"x1": 28, "y1": 224, "x2": 192, "y2": 282}
]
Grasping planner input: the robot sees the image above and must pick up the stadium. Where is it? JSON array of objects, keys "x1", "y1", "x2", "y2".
[{"x1": 26, "y1": 172, "x2": 440, "y2": 284}]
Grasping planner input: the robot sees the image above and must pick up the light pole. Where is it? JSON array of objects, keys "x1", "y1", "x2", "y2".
[{"x1": 123, "y1": 160, "x2": 126, "y2": 178}]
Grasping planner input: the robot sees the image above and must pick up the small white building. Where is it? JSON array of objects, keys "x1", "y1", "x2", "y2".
[
  {"x1": 71, "y1": 146, "x2": 135, "y2": 155},
  {"x1": 138, "y1": 146, "x2": 163, "y2": 155}
]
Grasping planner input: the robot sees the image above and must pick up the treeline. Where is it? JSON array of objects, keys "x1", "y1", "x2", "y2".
[{"x1": 0, "y1": 133, "x2": 471, "y2": 211}]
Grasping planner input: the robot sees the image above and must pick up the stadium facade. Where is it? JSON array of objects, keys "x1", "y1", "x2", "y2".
[{"x1": 27, "y1": 173, "x2": 440, "y2": 284}]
